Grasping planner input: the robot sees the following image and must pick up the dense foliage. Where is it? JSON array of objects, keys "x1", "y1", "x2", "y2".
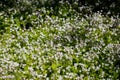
[
  {"x1": 0, "y1": 0, "x2": 120, "y2": 16},
  {"x1": 0, "y1": 0, "x2": 120, "y2": 80}
]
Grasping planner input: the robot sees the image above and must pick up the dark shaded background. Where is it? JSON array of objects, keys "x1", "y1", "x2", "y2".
[{"x1": 0, "y1": 0, "x2": 120, "y2": 17}]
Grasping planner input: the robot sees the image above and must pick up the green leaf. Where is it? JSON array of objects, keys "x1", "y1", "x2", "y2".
[{"x1": 51, "y1": 63, "x2": 57, "y2": 71}]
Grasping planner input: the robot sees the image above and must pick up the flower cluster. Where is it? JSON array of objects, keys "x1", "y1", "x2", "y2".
[{"x1": 0, "y1": 6, "x2": 120, "y2": 79}]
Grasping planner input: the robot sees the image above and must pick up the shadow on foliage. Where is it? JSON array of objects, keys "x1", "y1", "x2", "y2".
[{"x1": 0, "y1": 0, "x2": 120, "y2": 17}]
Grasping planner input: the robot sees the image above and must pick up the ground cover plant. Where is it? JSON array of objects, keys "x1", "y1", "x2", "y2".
[{"x1": 0, "y1": 0, "x2": 120, "y2": 80}]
